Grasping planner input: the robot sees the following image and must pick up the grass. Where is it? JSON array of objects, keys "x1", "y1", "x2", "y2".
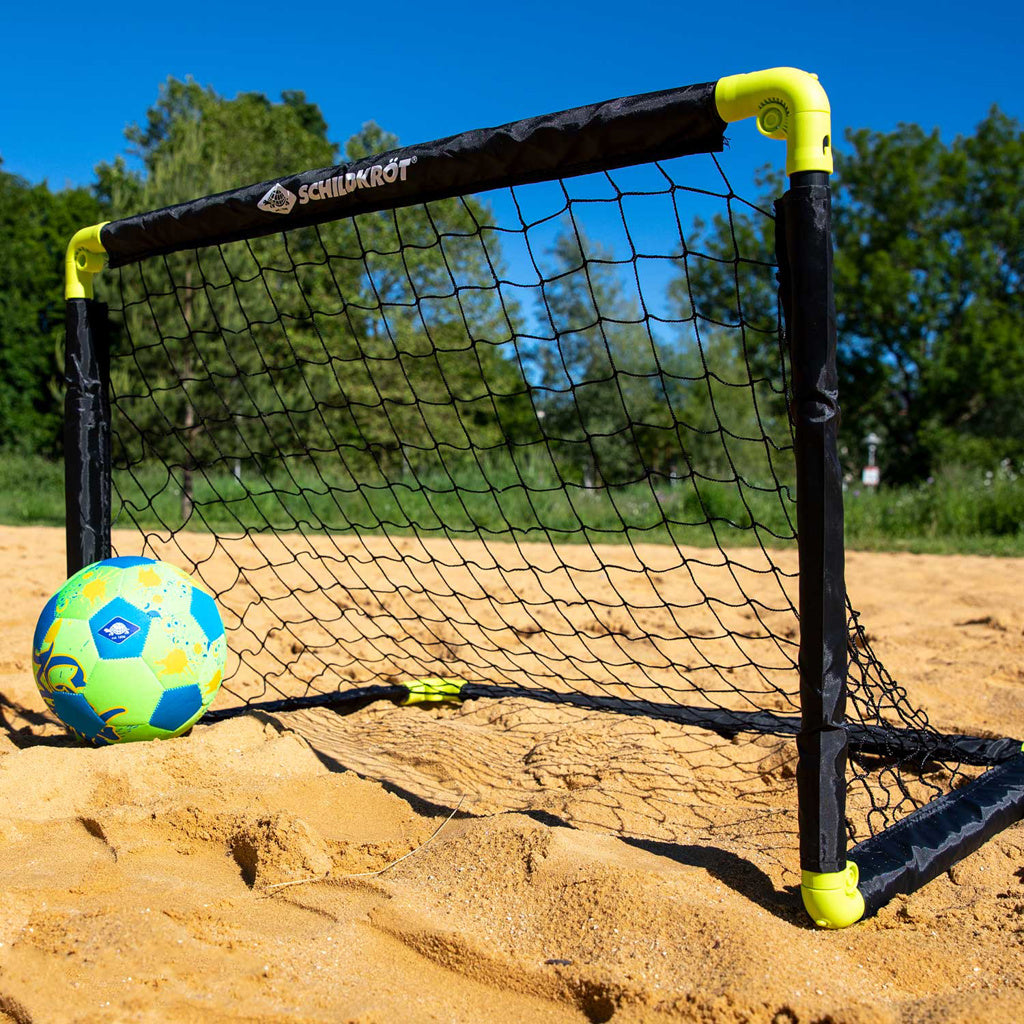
[
  {"x1": 0, "y1": 454, "x2": 65, "y2": 527},
  {"x1": 2, "y1": 452, "x2": 1022, "y2": 556},
  {"x1": 843, "y1": 466, "x2": 1024, "y2": 556},
  {"x1": 107, "y1": 453, "x2": 799, "y2": 549}
]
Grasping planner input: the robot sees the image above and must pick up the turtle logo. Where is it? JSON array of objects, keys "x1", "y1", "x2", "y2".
[{"x1": 98, "y1": 616, "x2": 141, "y2": 644}]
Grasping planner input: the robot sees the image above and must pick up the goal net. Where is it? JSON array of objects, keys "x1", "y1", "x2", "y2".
[{"x1": 64, "y1": 70, "x2": 1024, "y2": 926}]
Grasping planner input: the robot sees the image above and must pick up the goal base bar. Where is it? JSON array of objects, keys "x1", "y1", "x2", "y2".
[
  {"x1": 852, "y1": 750, "x2": 1024, "y2": 919},
  {"x1": 204, "y1": 683, "x2": 1020, "y2": 771}
]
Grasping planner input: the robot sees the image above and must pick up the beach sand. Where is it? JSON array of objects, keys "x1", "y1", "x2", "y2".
[{"x1": 0, "y1": 524, "x2": 1021, "y2": 1022}]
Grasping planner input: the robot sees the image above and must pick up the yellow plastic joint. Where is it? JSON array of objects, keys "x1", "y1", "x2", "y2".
[
  {"x1": 715, "y1": 68, "x2": 833, "y2": 176},
  {"x1": 65, "y1": 223, "x2": 110, "y2": 300},
  {"x1": 801, "y1": 861, "x2": 865, "y2": 929},
  {"x1": 401, "y1": 677, "x2": 465, "y2": 706}
]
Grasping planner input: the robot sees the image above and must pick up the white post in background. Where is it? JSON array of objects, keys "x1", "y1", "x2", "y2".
[{"x1": 862, "y1": 432, "x2": 881, "y2": 488}]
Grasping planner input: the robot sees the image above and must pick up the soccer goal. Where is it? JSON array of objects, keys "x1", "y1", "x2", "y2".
[{"x1": 63, "y1": 67, "x2": 1024, "y2": 927}]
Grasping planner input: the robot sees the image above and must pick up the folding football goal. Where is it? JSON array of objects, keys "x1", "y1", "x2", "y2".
[{"x1": 63, "y1": 67, "x2": 1024, "y2": 927}]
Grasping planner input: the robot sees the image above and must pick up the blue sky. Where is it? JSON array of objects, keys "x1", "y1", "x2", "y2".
[{"x1": 4, "y1": 0, "x2": 1021, "y2": 192}]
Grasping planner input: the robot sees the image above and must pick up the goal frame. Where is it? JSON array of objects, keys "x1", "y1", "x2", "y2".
[{"x1": 62, "y1": 67, "x2": 1024, "y2": 928}]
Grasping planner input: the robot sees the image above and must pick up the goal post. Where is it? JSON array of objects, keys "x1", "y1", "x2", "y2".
[{"x1": 61, "y1": 67, "x2": 1024, "y2": 928}]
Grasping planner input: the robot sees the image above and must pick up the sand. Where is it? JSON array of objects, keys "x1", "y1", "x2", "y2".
[{"x1": 0, "y1": 524, "x2": 1021, "y2": 1022}]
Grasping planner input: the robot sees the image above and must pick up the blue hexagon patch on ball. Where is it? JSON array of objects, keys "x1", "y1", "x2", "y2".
[
  {"x1": 189, "y1": 587, "x2": 225, "y2": 645},
  {"x1": 90, "y1": 597, "x2": 151, "y2": 660},
  {"x1": 149, "y1": 684, "x2": 204, "y2": 731}
]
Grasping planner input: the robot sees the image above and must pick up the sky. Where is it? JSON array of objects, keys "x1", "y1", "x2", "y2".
[{"x1": 4, "y1": 0, "x2": 1022, "y2": 194}]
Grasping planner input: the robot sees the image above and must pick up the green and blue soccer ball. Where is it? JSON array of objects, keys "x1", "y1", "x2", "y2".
[{"x1": 32, "y1": 557, "x2": 226, "y2": 745}]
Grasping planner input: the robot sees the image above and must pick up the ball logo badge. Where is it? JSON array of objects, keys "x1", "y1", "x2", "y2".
[{"x1": 98, "y1": 616, "x2": 140, "y2": 644}]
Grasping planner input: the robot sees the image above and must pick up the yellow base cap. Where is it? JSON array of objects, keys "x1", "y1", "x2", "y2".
[{"x1": 801, "y1": 861, "x2": 866, "y2": 929}]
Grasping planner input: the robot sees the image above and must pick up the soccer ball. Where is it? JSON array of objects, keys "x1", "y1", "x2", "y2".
[{"x1": 32, "y1": 556, "x2": 226, "y2": 745}]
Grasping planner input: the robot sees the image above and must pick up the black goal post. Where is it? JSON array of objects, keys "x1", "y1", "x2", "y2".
[{"x1": 62, "y1": 67, "x2": 1024, "y2": 927}]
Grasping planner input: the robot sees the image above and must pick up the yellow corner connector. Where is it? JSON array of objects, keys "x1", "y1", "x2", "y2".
[
  {"x1": 65, "y1": 223, "x2": 110, "y2": 300},
  {"x1": 401, "y1": 677, "x2": 465, "y2": 706},
  {"x1": 801, "y1": 860, "x2": 865, "y2": 929},
  {"x1": 715, "y1": 68, "x2": 833, "y2": 176}
]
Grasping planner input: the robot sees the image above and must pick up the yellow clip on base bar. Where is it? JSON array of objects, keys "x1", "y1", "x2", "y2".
[{"x1": 401, "y1": 677, "x2": 465, "y2": 706}]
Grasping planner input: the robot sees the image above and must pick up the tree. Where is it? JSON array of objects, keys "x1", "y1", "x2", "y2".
[
  {"x1": 0, "y1": 162, "x2": 101, "y2": 454},
  {"x1": 833, "y1": 108, "x2": 1024, "y2": 480},
  {"x1": 313, "y1": 122, "x2": 536, "y2": 481},
  {"x1": 96, "y1": 78, "x2": 336, "y2": 213},
  {"x1": 94, "y1": 80, "x2": 341, "y2": 520},
  {"x1": 97, "y1": 82, "x2": 537, "y2": 524},
  {"x1": 664, "y1": 170, "x2": 792, "y2": 488},
  {"x1": 534, "y1": 228, "x2": 681, "y2": 487},
  {"x1": 674, "y1": 109, "x2": 1024, "y2": 483}
]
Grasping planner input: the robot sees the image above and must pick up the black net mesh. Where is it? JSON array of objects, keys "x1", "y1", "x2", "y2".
[{"x1": 98, "y1": 152, "x2": 976, "y2": 852}]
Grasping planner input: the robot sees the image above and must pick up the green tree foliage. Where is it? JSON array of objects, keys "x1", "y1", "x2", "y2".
[
  {"x1": 7, "y1": 72, "x2": 1020, "y2": 540},
  {"x1": 833, "y1": 108, "x2": 1024, "y2": 480},
  {"x1": 94, "y1": 81, "x2": 537, "y2": 524},
  {"x1": 677, "y1": 109, "x2": 1024, "y2": 484},
  {"x1": 96, "y1": 77, "x2": 336, "y2": 213},
  {"x1": 0, "y1": 162, "x2": 100, "y2": 453},
  {"x1": 535, "y1": 229, "x2": 673, "y2": 486},
  {"x1": 93, "y1": 80, "x2": 340, "y2": 517},
  {"x1": 664, "y1": 173, "x2": 793, "y2": 488},
  {"x1": 534, "y1": 223, "x2": 792, "y2": 501},
  {"x1": 311, "y1": 122, "x2": 536, "y2": 484},
  {"x1": 667, "y1": 167, "x2": 783, "y2": 377}
]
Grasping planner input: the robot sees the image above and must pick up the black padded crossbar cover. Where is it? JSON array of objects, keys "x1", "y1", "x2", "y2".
[{"x1": 100, "y1": 83, "x2": 726, "y2": 266}]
